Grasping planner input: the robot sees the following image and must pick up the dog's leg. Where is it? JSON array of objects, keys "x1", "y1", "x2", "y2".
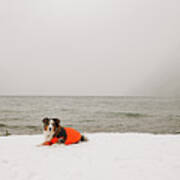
[{"x1": 80, "y1": 135, "x2": 88, "y2": 142}]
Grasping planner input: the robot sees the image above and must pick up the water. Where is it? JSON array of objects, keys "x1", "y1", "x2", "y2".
[{"x1": 0, "y1": 96, "x2": 180, "y2": 135}]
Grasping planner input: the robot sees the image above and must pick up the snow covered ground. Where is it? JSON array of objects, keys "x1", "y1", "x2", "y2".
[{"x1": 0, "y1": 133, "x2": 180, "y2": 180}]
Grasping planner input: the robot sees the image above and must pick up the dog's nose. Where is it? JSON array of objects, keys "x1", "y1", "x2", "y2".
[{"x1": 49, "y1": 127, "x2": 52, "y2": 131}]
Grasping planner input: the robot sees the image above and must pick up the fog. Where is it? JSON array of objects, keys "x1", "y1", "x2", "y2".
[{"x1": 0, "y1": 0, "x2": 180, "y2": 96}]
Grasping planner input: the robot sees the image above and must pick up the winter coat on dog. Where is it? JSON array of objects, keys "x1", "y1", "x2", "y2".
[{"x1": 46, "y1": 127, "x2": 82, "y2": 145}]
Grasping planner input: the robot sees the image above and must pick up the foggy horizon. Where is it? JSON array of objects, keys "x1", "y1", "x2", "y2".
[{"x1": 0, "y1": 0, "x2": 180, "y2": 97}]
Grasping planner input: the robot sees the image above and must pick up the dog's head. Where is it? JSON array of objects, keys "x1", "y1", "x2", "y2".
[{"x1": 42, "y1": 117, "x2": 61, "y2": 141}]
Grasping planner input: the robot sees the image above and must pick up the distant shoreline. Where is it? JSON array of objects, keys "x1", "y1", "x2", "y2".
[{"x1": 0, "y1": 95, "x2": 179, "y2": 98}]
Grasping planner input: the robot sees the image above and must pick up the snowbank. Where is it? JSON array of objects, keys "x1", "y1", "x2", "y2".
[{"x1": 0, "y1": 133, "x2": 180, "y2": 180}]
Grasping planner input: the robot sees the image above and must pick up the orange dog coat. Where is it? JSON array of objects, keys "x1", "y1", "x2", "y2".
[{"x1": 47, "y1": 127, "x2": 82, "y2": 145}]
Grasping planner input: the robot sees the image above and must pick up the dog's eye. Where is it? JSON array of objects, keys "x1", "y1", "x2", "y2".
[{"x1": 44, "y1": 122, "x2": 49, "y2": 126}]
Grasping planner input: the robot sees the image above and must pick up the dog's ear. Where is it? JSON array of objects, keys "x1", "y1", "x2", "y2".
[
  {"x1": 42, "y1": 117, "x2": 49, "y2": 124},
  {"x1": 53, "y1": 118, "x2": 61, "y2": 126}
]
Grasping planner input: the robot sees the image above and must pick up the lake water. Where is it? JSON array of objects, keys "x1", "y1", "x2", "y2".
[{"x1": 0, "y1": 96, "x2": 180, "y2": 135}]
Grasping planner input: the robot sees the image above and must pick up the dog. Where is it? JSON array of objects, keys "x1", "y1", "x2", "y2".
[{"x1": 42, "y1": 117, "x2": 87, "y2": 145}]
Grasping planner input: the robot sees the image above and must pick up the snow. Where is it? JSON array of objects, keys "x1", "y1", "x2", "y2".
[{"x1": 0, "y1": 133, "x2": 180, "y2": 180}]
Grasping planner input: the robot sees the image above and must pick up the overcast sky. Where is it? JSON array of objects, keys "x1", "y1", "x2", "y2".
[{"x1": 0, "y1": 0, "x2": 180, "y2": 96}]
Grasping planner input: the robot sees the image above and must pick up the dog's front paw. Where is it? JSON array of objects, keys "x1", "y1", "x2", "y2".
[{"x1": 42, "y1": 141, "x2": 51, "y2": 146}]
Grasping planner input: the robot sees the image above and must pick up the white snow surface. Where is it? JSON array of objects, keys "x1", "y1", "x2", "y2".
[{"x1": 0, "y1": 133, "x2": 180, "y2": 180}]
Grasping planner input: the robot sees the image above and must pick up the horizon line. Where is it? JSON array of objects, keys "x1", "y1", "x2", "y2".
[{"x1": 0, "y1": 94, "x2": 178, "y2": 98}]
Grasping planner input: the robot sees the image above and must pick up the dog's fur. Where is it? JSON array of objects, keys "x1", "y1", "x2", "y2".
[
  {"x1": 42, "y1": 117, "x2": 60, "y2": 142},
  {"x1": 42, "y1": 117, "x2": 87, "y2": 145}
]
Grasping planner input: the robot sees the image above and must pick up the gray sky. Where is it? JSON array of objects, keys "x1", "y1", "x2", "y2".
[{"x1": 0, "y1": 0, "x2": 180, "y2": 96}]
